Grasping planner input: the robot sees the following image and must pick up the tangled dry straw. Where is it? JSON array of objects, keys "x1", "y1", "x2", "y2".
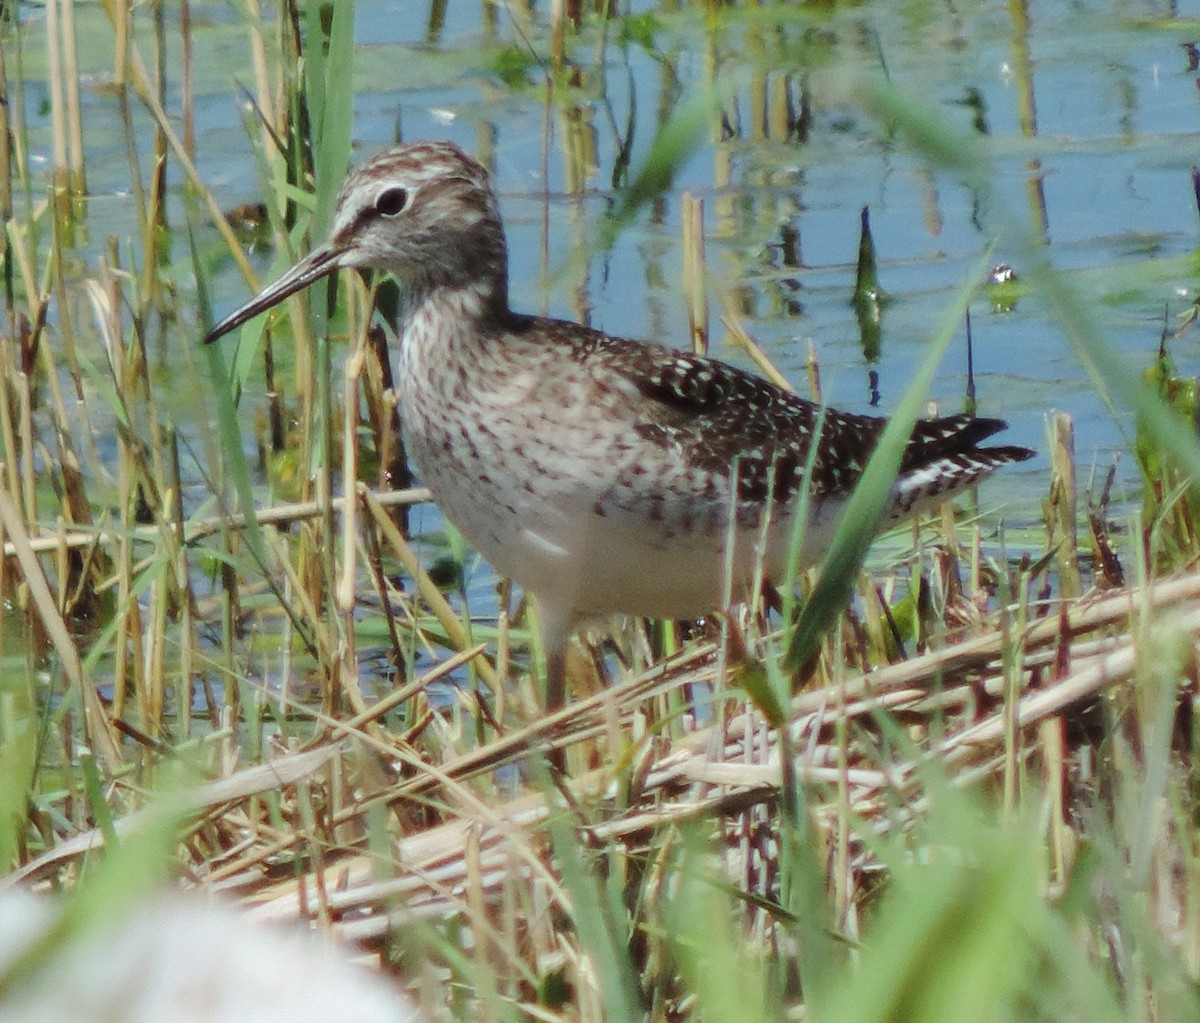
[{"x1": 12, "y1": 568, "x2": 1198, "y2": 958}]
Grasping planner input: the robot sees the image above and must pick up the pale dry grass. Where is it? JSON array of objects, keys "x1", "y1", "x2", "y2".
[{"x1": 9, "y1": 561, "x2": 1198, "y2": 1018}]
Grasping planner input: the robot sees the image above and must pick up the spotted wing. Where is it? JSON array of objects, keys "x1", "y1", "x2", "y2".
[
  {"x1": 598, "y1": 340, "x2": 887, "y2": 504},
  {"x1": 518, "y1": 316, "x2": 1030, "y2": 508}
]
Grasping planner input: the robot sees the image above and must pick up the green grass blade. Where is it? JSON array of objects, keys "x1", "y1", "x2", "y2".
[
  {"x1": 668, "y1": 841, "x2": 780, "y2": 1023},
  {"x1": 306, "y1": 0, "x2": 354, "y2": 237},
  {"x1": 547, "y1": 811, "x2": 641, "y2": 1023},
  {"x1": 822, "y1": 800, "x2": 1045, "y2": 1023},
  {"x1": 190, "y1": 222, "x2": 271, "y2": 570},
  {"x1": 783, "y1": 248, "x2": 995, "y2": 673}
]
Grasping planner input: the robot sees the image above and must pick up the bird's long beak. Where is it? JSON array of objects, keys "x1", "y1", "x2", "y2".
[{"x1": 204, "y1": 241, "x2": 347, "y2": 345}]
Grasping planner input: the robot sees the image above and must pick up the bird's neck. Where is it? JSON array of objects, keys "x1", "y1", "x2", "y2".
[
  {"x1": 395, "y1": 223, "x2": 511, "y2": 326},
  {"x1": 398, "y1": 279, "x2": 510, "y2": 381},
  {"x1": 402, "y1": 276, "x2": 508, "y2": 331}
]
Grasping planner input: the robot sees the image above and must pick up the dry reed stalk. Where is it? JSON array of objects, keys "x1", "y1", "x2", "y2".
[
  {"x1": 18, "y1": 553, "x2": 1200, "y2": 987},
  {"x1": 357, "y1": 507, "x2": 415, "y2": 676},
  {"x1": 127, "y1": 587, "x2": 151, "y2": 730},
  {"x1": 1, "y1": 485, "x2": 431, "y2": 558},
  {"x1": 803, "y1": 338, "x2": 821, "y2": 406},
  {"x1": 682, "y1": 192, "x2": 707, "y2": 354},
  {"x1": 6, "y1": 744, "x2": 340, "y2": 885},
  {"x1": 180, "y1": 0, "x2": 194, "y2": 157},
  {"x1": 107, "y1": 0, "x2": 128, "y2": 86},
  {"x1": 192, "y1": 652, "x2": 703, "y2": 890},
  {"x1": 464, "y1": 824, "x2": 500, "y2": 1023},
  {"x1": 111, "y1": 447, "x2": 134, "y2": 721},
  {"x1": 102, "y1": 10, "x2": 255, "y2": 285},
  {"x1": 0, "y1": 485, "x2": 121, "y2": 770},
  {"x1": 550, "y1": 0, "x2": 566, "y2": 67},
  {"x1": 61, "y1": 0, "x2": 85, "y2": 193},
  {"x1": 142, "y1": 89, "x2": 170, "y2": 311},
  {"x1": 769, "y1": 72, "x2": 793, "y2": 140},
  {"x1": 4, "y1": 34, "x2": 28, "y2": 194},
  {"x1": 264, "y1": 525, "x2": 336, "y2": 670},
  {"x1": 167, "y1": 427, "x2": 198, "y2": 620},
  {"x1": 16, "y1": 327, "x2": 34, "y2": 525},
  {"x1": 342, "y1": 643, "x2": 488, "y2": 734},
  {"x1": 494, "y1": 581, "x2": 512, "y2": 723},
  {"x1": 22, "y1": 555, "x2": 1165, "y2": 956},
  {"x1": 0, "y1": 32, "x2": 11, "y2": 249},
  {"x1": 270, "y1": 4, "x2": 319, "y2": 411},
  {"x1": 362, "y1": 323, "x2": 410, "y2": 502},
  {"x1": 1040, "y1": 715, "x2": 1071, "y2": 889},
  {"x1": 749, "y1": 63, "x2": 768, "y2": 144},
  {"x1": 332, "y1": 341, "x2": 376, "y2": 725},
  {"x1": 44, "y1": 0, "x2": 69, "y2": 194},
  {"x1": 243, "y1": 0, "x2": 277, "y2": 164},
  {"x1": 0, "y1": 362, "x2": 19, "y2": 539},
  {"x1": 718, "y1": 308, "x2": 792, "y2": 392},
  {"x1": 1002, "y1": 573, "x2": 1026, "y2": 812},
  {"x1": 6, "y1": 202, "x2": 44, "y2": 330},
  {"x1": 1049, "y1": 411, "x2": 1081, "y2": 597},
  {"x1": 361, "y1": 485, "x2": 501, "y2": 691}
]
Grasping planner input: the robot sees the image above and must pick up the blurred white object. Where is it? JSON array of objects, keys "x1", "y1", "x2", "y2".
[{"x1": 0, "y1": 890, "x2": 420, "y2": 1023}]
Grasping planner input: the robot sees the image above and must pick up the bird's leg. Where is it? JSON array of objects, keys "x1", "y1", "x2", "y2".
[
  {"x1": 538, "y1": 602, "x2": 572, "y2": 713},
  {"x1": 532, "y1": 604, "x2": 572, "y2": 775}
]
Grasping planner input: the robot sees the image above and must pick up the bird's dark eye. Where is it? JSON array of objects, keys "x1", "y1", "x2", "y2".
[{"x1": 375, "y1": 186, "x2": 409, "y2": 217}]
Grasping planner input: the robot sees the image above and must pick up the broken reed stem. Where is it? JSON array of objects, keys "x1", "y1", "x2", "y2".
[
  {"x1": 112, "y1": 439, "x2": 134, "y2": 722},
  {"x1": 180, "y1": 1, "x2": 195, "y2": 158},
  {"x1": 806, "y1": 338, "x2": 822, "y2": 403},
  {"x1": 61, "y1": 0, "x2": 85, "y2": 194},
  {"x1": 682, "y1": 191, "x2": 707, "y2": 355},
  {"x1": 1048, "y1": 411, "x2": 1081, "y2": 598},
  {"x1": 45, "y1": 0, "x2": 69, "y2": 193},
  {"x1": 339, "y1": 350, "x2": 363, "y2": 616},
  {"x1": 335, "y1": 341, "x2": 374, "y2": 724}
]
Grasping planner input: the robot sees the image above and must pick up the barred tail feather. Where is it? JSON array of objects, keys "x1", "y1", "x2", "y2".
[{"x1": 890, "y1": 443, "x2": 1035, "y2": 519}]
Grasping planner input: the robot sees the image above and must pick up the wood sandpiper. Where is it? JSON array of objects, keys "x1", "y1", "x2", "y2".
[{"x1": 206, "y1": 140, "x2": 1034, "y2": 710}]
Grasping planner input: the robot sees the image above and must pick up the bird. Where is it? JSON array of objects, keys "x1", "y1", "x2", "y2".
[{"x1": 205, "y1": 140, "x2": 1034, "y2": 712}]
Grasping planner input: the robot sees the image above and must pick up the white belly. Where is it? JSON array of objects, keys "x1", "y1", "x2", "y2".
[{"x1": 407, "y1": 416, "x2": 840, "y2": 622}]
